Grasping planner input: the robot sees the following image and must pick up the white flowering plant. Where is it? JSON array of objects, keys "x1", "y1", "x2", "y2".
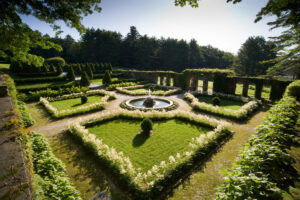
[
  {"x1": 116, "y1": 84, "x2": 182, "y2": 96},
  {"x1": 40, "y1": 90, "x2": 116, "y2": 118},
  {"x1": 184, "y1": 92, "x2": 261, "y2": 120},
  {"x1": 68, "y1": 109, "x2": 232, "y2": 198}
]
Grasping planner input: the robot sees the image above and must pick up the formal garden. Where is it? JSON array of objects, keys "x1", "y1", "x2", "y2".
[
  {"x1": 1, "y1": 0, "x2": 299, "y2": 200},
  {"x1": 1, "y1": 59, "x2": 300, "y2": 199}
]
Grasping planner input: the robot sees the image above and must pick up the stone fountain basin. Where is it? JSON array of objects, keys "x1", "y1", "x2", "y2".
[{"x1": 126, "y1": 98, "x2": 173, "y2": 109}]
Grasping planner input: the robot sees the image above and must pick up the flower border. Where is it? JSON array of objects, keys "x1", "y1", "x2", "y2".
[
  {"x1": 116, "y1": 84, "x2": 182, "y2": 96},
  {"x1": 184, "y1": 92, "x2": 261, "y2": 120},
  {"x1": 68, "y1": 110, "x2": 232, "y2": 198},
  {"x1": 40, "y1": 90, "x2": 116, "y2": 118}
]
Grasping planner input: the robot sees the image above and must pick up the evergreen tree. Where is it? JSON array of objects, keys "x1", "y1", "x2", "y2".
[
  {"x1": 86, "y1": 64, "x2": 93, "y2": 79},
  {"x1": 67, "y1": 67, "x2": 75, "y2": 81},
  {"x1": 56, "y1": 65, "x2": 63, "y2": 75},
  {"x1": 80, "y1": 71, "x2": 90, "y2": 87},
  {"x1": 50, "y1": 64, "x2": 55, "y2": 72},
  {"x1": 102, "y1": 70, "x2": 111, "y2": 86}
]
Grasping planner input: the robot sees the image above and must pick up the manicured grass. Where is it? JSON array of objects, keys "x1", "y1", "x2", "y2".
[
  {"x1": 90, "y1": 78, "x2": 118, "y2": 85},
  {"x1": 49, "y1": 95, "x2": 103, "y2": 111},
  {"x1": 197, "y1": 96, "x2": 244, "y2": 110},
  {"x1": 88, "y1": 119, "x2": 212, "y2": 172},
  {"x1": 0, "y1": 63, "x2": 9, "y2": 69}
]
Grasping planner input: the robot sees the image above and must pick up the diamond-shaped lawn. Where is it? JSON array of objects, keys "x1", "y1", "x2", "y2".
[{"x1": 87, "y1": 118, "x2": 213, "y2": 172}]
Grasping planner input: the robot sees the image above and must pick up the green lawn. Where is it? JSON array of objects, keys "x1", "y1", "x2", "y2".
[
  {"x1": 49, "y1": 95, "x2": 103, "y2": 111},
  {"x1": 88, "y1": 119, "x2": 212, "y2": 172},
  {"x1": 197, "y1": 96, "x2": 244, "y2": 110},
  {"x1": 90, "y1": 78, "x2": 118, "y2": 85},
  {"x1": 0, "y1": 63, "x2": 9, "y2": 69}
]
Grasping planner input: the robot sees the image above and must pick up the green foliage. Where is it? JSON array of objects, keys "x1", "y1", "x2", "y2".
[
  {"x1": 102, "y1": 70, "x2": 112, "y2": 86},
  {"x1": 141, "y1": 118, "x2": 153, "y2": 133},
  {"x1": 17, "y1": 86, "x2": 88, "y2": 102},
  {"x1": 183, "y1": 68, "x2": 235, "y2": 76},
  {"x1": 86, "y1": 65, "x2": 93, "y2": 79},
  {"x1": 45, "y1": 57, "x2": 65, "y2": 67},
  {"x1": 81, "y1": 95, "x2": 88, "y2": 104},
  {"x1": 31, "y1": 132, "x2": 81, "y2": 200},
  {"x1": 216, "y1": 95, "x2": 298, "y2": 199},
  {"x1": 67, "y1": 67, "x2": 75, "y2": 81},
  {"x1": 233, "y1": 36, "x2": 276, "y2": 76},
  {"x1": 107, "y1": 82, "x2": 137, "y2": 91},
  {"x1": 14, "y1": 74, "x2": 66, "y2": 84},
  {"x1": 17, "y1": 100, "x2": 35, "y2": 127},
  {"x1": 80, "y1": 71, "x2": 90, "y2": 87},
  {"x1": 56, "y1": 65, "x2": 63, "y2": 75},
  {"x1": 175, "y1": 0, "x2": 199, "y2": 7},
  {"x1": 284, "y1": 80, "x2": 300, "y2": 100},
  {"x1": 212, "y1": 96, "x2": 220, "y2": 106},
  {"x1": 16, "y1": 81, "x2": 74, "y2": 93}
]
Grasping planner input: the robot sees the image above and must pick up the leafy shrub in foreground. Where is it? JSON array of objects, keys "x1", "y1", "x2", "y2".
[
  {"x1": 31, "y1": 132, "x2": 81, "y2": 200},
  {"x1": 81, "y1": 95, "x2": 88, "y2": 104},
  {"x1": 212, "y1": 96, "x2": 220, "y2": 106},
  {"x1": 216, "y1": 96, "x2": 298, "y2": 200}
]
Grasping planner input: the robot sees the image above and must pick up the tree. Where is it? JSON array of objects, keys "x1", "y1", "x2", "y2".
[
  {"x1": 80, "y1": 71, "x2": 90, "y2": 87},
  {"x1": 0, "y1": 0, "x2": 102, "y2": 62},
  {"x1": 67, "y1": 67, "x2": 75, "y2": 81},
  {"x1": 141, "y1": 118, "x2": 153, "y2": 135},
  {"x1": 102, "y1": 70, "x2": 112, "y2": 86},
  {"x1": 56, "y1": 65, "x2": 63, "y2": 75},
  {"x1": 233, "y1": 36, "x2": 276, "y2": 76},
  {"x1": 86, "y1": 64, "x2": 94, "y2": 79}
]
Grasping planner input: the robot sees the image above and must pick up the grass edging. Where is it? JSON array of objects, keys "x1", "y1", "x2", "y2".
[
  {"x1": 184, "y1": 92, "x2": 260, "y2": 120},
  {"x1": 31, "y1": 132, "x2": 81, "y2": 200},
  {"x1": 68, "y1": 110, "x2": 232, "y2": 199},
  {"x1": 40, "y1": 90, "x2": 116, "y2": 118},
  {"x1": 216, "y1": 81, "x2": 299, "y2": 199}
]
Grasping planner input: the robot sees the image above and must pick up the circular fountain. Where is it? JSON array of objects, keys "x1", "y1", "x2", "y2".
[{"x1": 125, "y1": 89, "x2": 174, "y2": 110}]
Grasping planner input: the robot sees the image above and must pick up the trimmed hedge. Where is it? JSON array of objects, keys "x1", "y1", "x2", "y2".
[
  {"x1": 284, "y1": 80, "x2": 300, "y2": 100},
  {"x1": 216, "y1": 82, "x2": 299, "y2": 199},
  {"x1": 16, "y1": 81, "x2": 75, "y2": 93},
  {"x1": 17, "y1": 101, "x2": 35, "y2": 127},
  {"x1": 184, "y1": 92, "x2": 260, "y2": 120},
  {"x1": 69, "y1": 110, "x2": 232, "y2": 199},
  {"x1": 116, "y1": 84, "x2": 182, "y2": 96},
  {"x1": 31, "y1": 132, "x2": 81, "y2": 200},
  {"x1": 14, "y1": 75, "x2": 66, "y2": 84}
]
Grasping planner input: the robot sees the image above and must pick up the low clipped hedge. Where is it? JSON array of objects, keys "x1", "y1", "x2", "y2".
[
  {"x1": 17, "y1": 86, "x2": 89, "y2": 102},
  {"x1": 69, "y1": 110, "x2": 232, "y2": 199},
  {"x1": 216, "y1": 81, "x2": 299, "y2": 199},
  {"x1": 116, "y1": 84, "x2": 182, "y2": 96},
  {"x1": 17, "y1": 100, "x2": 35, "y2": 127},
  {"x1": 184, "y1": 92, "x2": 260, "y2": 120},
  {"x1": 16, "y1": 81, "x2": 75, "y2": 93},
  {"x1": 14, "y1": 75, "x2": 66, "y2": 84},
  {"x1": 31, "y1": 132, "x2": 81, "y2": 200},
  {"x1": 284, "y1": 80, "x2": 300, "y2": 100}
]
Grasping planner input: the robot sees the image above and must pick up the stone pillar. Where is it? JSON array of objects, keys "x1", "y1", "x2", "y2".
[
  {"x1": 185, "y1": 75, "x2": 191, "y2": 90},
  {"x1": 160, "y1": 76, "x2": 164, "y2": 85},
  {"x1": 191, "y1": 75, "x2": 198, "y2": 91},
  {"x1": 202, "y1": 75, "x2": 209, "y2": 93},
  {"x1": 242, "y1": 81, "x2": 249, "y2": 97},
  {"x1": 173, "y1": 74, "x2": 180, "y2": 88},
  {"x1": 166, "y1": 76, "x2": 171, "y2": 86}
]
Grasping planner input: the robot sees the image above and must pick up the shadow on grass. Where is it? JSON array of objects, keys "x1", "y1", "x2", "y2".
[
  {"x1": 71, "y1": 103, "x2": 82, "y2": 107},
  {"x1": 132, "y1": 133, "x2": 149, "y2": 147}
]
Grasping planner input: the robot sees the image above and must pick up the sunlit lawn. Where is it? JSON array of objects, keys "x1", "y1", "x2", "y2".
[
  {"x1": 90, "y1": 78, "x2": 118, "y2": 85},
  {"x1": 88, "y1": 119, "x2": 212, "y2": 172},
  {"x1": 49, "y1": 95, "x2": 103, "y2": 111},
  {"x1": 197, "y1": 96, "x2": 244, "y2": 110}
]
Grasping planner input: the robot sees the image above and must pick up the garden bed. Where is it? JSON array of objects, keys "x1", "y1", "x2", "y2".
[
  {"x1": 40, "y1": 90, "x2": 116, "y2": 118},
  {"x1": 184, "y1": 92, "x2": 260, "y2": 120},
  {"x1": 116, "y1": 84, "x2": 182, "y2": 96},
  {"x1": 68, "y1": 110, "x2": 231, "y2": 198}
]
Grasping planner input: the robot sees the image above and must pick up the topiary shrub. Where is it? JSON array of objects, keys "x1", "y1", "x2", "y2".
[
  {"x1": 56, "y1": 65, "x2": 63, "y2": 75},
  {"x1": 67, "y1": 67, "x2": 75, "y2": 81},
  {"x1": 103, "y1": 70, "x2": 112, "y2": 86},
  {"x1": 45, "y1": 57, "x2": 65, "y2": 67},
  {"x1": 86, "y1": 65, "x2": 93, "y2": 80},
  {"x1": 80, "y1": 71, "x2": 90, "y2": 87},
  {"x1": 212, "y1": 96, "x2": 221, "y2": 106},
  {"x1": 81, "y1": 95, "x2": 88, "y2": 104},
  {"x1": 141, "y1": 118, "x2": 153, "y2": 135}
]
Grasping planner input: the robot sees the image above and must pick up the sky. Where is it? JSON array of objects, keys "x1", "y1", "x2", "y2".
[{"x1": 21, "y1": 0, "x2": 284, "y2": 54}]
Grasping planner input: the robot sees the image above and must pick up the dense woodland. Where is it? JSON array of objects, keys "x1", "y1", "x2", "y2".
[{"x1": 30, "y1": 26, "x2": 236, "y2": 72}]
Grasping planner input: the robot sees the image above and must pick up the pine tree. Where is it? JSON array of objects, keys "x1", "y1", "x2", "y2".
[
  {"x1": 50, "y1": 64, "x2": 55, "y2": 72},
  {"x1": 56, "y1": 65, "x2": 63, "y2": 75},
  {"x1": 102, "y1": 70, "x2": 112, "y2": 86},
  {"x1": 80, "y1": 71, "x2": 90, "y2": 87},
  {"x1": 86, "y1": 65, "x2": 93, "y2": 79},
  {"x1": 67, "y1": 67, "x2": 75, "y2": 81}
]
